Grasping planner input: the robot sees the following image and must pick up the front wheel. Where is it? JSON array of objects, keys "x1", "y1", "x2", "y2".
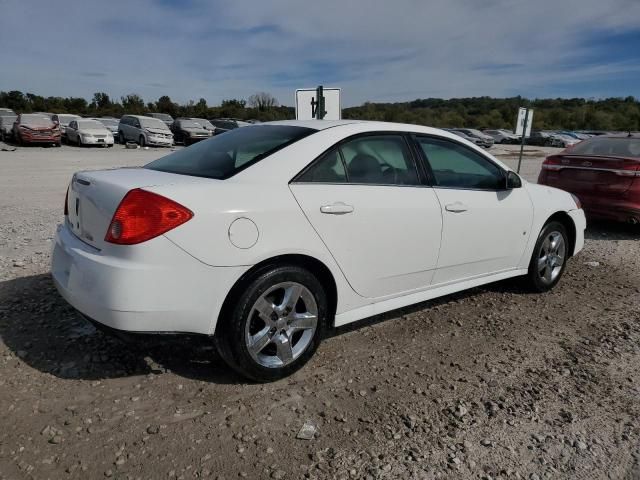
[
  {"x1": 525, "y1": 221, "x2": 569, "y2": 292},
  {"x1": 215, "y1": 265, "x2": 327, "y2": 382},
  {"x1": 139, "y1": 135, "x2": 146, "y2": 147}
]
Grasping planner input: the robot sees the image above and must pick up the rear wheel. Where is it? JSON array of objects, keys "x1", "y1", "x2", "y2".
[
  {"x1": 215, "y1": 265, "x2": 327, "y2": 382},
  {"x1": 525, "y1": 221, "x2": 569, "y2": 292},
  {"x1": 119, "y1": 132, "x2": 125, "y2": 144}
]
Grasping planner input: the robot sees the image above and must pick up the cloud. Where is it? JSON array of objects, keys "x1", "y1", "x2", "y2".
[{"x1": 1, "y1": 0, "x2": 639, "y2": 106}]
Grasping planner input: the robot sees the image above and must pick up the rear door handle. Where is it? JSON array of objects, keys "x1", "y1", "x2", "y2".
[
  {"x1": 445, "y1": 202, "x2": 468, "y2": 213},
  {"x1": 320, "y1": 202, "x2": 354, "y2": 215}
]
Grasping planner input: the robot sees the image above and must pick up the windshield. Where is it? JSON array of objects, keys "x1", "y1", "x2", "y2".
[
  {"x1": 146, "y1": 125, "x2": 315, "y2": 179},
  {"x1": 190, "y1": 118, "x2": 214, "y2": 129},
  {"x1": 568, "y1": 137, "x2": 640, "y2": 158},
  {"x1": 140, "y1": 118, "x2": 169, "y2": 130},
  {"x1": 96, "y1": 118, "x2": 118, "y2": 127},
  {"x1": 57, "y1": 115, "x2": 79, "y2": 124},
  {"x1": 78, "y1": 120, "x2": 104, "y2": 129},
  {"x1": 179, "y1": 120, "x2": 203, "y2": 128},
  {"x1": 21, "y1": 114, "x2": 54, "y2": 127},
  {"x1": 152, "y1": 113, "x2": 172, "y2": 121}
]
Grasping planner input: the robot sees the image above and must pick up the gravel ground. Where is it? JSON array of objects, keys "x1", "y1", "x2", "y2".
[{"x1": 0, "y1": 142, "x2": 639, "y2": 480}]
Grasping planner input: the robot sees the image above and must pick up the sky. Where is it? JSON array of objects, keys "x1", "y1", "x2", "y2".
[{"x1": 1, "y1": 0, "x2": 640, "y2": 107}]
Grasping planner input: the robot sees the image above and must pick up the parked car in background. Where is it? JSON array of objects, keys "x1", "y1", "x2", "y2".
[
  {"x1": 91, "y1": 117, "x2": 120, "y2": 140},
  {"x1": 0, "y1": 108, "x2": 16, "y2": 116},
  {"x1": 170, "y1": 118, "x2": 211, "y2": 146},
  {"x1": 190, "y1": 118, "x2": 217, "y2": 136},
  {"x1": 539, "y1": 135, "x2": 640, "y2": 224},
  {"x1": 209, "y1": 118, "x2": 250, "y2": 134},
  {"x1": 13, "y1": 113, "x2": 61, "y2": 146},
  {"x1": 444, "y1": 128, "x2": 489, "y2": 148},
  {"x1": 52, "y1": 113, "x2": 81, "y2": 141},
  {"x1": 549, "y1": 133, "x2": 581, "y2": 148},
  {"x1": 452, "y1": 128, "x2": 494, "y2": 148},
  {"x1": 149, "y1": 113, "x2": 174, "y2": 128},
  {"x1": 527, "y1": 130, "x2": 554, "y2": 146},
  {"x1": 118, "y1": 115, "x2": 173, "y2": 147},
  {"x1": 483, "y1": 129, "x2": 520, "y2": 144},
  {"x1": 51, "y1": 120, "x2": 585, "y2": 381},
  {"x1": 0, "y1": 114, "x2": 17, "y2": 142},
  {"x1": 66, "y1": 119, "x2": 114, "y2": 147}
]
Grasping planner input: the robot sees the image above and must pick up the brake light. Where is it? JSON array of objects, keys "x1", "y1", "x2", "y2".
[
  {"x1": 64, "y1": 186, "x2": 69, "y2": 216},
  {"x1": 105, "y1": 189, "x2": 193, "y2": 245},
  {"x1": 541, "y1": 155, "x2": 562, "y2": 171}
]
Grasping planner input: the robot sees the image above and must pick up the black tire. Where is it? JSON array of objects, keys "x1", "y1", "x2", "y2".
[
  {"x1": 215, "y1": 265, "x2": 328, "y2": 382},
  {"x1": 139, "y1": 135, "x2": 145, "y2": 147},
  {"x1": 78, "y1": 136, "x2": 84, "y2": 147},
  {"x1": 183, "y1": 136, "x2": 190, "y2": 147},
  {"x1": 119, "y1": 132, "x2": 125, "y2": 144},
  {"x1": 525, "y1": 221, "x2": 569, "y2": 292}
]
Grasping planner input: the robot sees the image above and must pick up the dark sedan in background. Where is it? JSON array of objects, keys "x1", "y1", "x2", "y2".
[
  {"x1": 539, "y1": 135, "x2": 640, "y2": 225},
  {"x1": 170, "y1": 118, "x2": 212, "y2": 145}
]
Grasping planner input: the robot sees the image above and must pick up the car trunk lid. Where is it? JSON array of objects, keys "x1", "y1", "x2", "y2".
[
  {"x1": 542, "y1": 154, "x2": 640, "y2": 197},
  {"x1": 65, "y1": 167, "x2": 207, "y2": 250}
]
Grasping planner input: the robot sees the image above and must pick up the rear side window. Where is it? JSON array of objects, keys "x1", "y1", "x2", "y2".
[
  {"x1": 297, "y1": 134, "x2": 420, "y2": 186},
  {"x1": 146, "y1": 125, "x2": 315, "y2": 179},
  {"x1": 417, "y1": 136, "x2": 504, "y2": 190}
]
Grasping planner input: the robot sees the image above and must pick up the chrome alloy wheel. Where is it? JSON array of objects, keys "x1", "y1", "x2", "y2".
[
  {"x1": 245, "y1": 282, "x2": 318, "y2": 368},
  {"x1": 537, "y1": 231, "x2": 566, "y2": 285}
]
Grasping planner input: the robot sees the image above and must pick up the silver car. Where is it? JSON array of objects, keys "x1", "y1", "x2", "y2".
[
  {"x1": 66, "y1": 119, "x2": 114, "y2": 147},
  {"x1": 452, "y1": 128, "x2": 494, "y2": 148},
  {"x1": 118, "y1": 115, "x2": 173, "y2": 147}
]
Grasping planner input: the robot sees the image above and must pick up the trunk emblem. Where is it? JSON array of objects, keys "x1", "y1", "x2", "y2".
[{"x1": 582, "y1": 161, "x2": 592, "y2": 167}]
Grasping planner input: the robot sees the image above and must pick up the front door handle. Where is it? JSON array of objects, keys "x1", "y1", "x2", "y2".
[
  {"x1": 320, "y1": 202, "x2": 354, "y2": 215},
  {"x1": 445, "y1": 202, "x2": 468, "y2": 213}
]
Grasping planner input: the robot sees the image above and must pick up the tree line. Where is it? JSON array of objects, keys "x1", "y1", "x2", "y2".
[{"x1": 1, "y1": 90, "x2": 638, "y2": 131}]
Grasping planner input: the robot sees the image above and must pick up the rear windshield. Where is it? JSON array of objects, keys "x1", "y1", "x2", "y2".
[
  {"x1": 146, "y1": 125, "x2": 315, "y2": 179},
  {"x1": 568, "y1": 137, "x2": 640, "y2": 158}
]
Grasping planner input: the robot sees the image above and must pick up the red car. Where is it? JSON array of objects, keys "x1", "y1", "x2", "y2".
[
  {"x1": 538, "y1": 135, "x2": 640, "y2": 224},
  {"x1": 13, "y1": 114, "x2": 61, "y2": 146}
]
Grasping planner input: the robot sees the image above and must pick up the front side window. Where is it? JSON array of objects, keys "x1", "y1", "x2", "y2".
[
  {"x1": 146, "y1": 125, "x2": 314, "y2": 180},
  {"x1": 417, "y1": 136, "x2": 504, "y2": 190},
  {"x1": 298, "y1": 135, "x2": 419, "y2": 186}
]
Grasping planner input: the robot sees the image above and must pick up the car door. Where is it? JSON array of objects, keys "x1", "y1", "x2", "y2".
[
  {"x1": 413, "y1": 135, "x2": 533, "y2": 285},
  {"x1": 290, "y1": 133, "x2": 443, "y2": 299}
]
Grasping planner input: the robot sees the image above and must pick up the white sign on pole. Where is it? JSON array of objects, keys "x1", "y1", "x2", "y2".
[
  {"x1": 515, "y1": 107, "x2": 534, "y2": 137},
  {"x1": 295, "y1": 88, "x2": 341, "y2": 120}
]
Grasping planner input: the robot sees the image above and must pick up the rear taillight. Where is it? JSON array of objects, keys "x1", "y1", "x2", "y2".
[
  {"x1": 541, "y1": 155, "x2": 562, "y2": 171},
  {"x1": 105, "y1": 189, "x2": 193, "y2": 245},
  {"x1": 64, "y1": 186, "x2": 69, "y2": 216}
]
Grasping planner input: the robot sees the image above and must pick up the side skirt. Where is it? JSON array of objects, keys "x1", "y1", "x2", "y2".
[{"x1": 333, "y1": 269, "x2": 527, "y2": 327}]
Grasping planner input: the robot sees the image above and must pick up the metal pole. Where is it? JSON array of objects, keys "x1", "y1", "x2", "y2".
[{"x1": 517, "y1": 108, "x2": 529, "y2": 174}]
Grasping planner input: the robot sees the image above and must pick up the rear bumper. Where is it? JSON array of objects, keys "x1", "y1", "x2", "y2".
[
  {"x1": 581, "y1": 198, "x2": 640, "y2": 223},
  {"x1": 51, "y1": 223, "x2": 247, "y2": 335}
]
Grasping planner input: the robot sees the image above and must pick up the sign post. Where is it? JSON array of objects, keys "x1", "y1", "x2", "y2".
[
  {"x1": 515, "y1": 107, "x2": 533, "y2": 174},
  {"x1": 295, "y1": 87, "x2": 341, "y2": 120}
]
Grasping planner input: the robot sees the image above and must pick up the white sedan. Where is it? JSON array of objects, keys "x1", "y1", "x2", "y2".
[
  {"x1": 66, "y1": 119, "x2": 115, "y2": 147},
  {"x1": 51, "y1": 120, "x2": 585, "y2": 381}
]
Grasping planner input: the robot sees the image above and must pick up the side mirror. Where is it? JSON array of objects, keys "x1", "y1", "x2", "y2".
[{"x1": 506, "y1": 171, "x2": 522, "y2": 189}]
